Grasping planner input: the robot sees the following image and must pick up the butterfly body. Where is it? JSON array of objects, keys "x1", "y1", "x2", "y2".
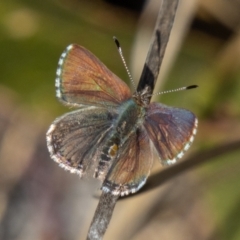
[
  {"x1": 46, "y1": 44, "x2": 198, "y2": 196},
  {"x1": 96, "y1": 98, "x2": 146, "y2": 179}
]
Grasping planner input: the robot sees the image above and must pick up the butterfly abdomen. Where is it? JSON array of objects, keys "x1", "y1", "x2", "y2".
[
  {"x1": 95, "y1": 99, "x2": 142, "y2": 179},
  {"x1": 95, "y1": 136, "x2": 120, "y2": 179}
]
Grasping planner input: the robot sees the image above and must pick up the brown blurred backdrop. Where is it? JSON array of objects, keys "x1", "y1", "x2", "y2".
[{"x1": 0, "y1": 0, "x2": 240, "y2": 239}]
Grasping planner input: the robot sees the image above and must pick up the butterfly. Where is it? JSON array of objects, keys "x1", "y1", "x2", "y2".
[{"x1": 46, "y1": 43, "x2": 198, "y2": 196}]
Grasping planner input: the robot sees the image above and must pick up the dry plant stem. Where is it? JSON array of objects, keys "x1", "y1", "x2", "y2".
[
  {"x1": 132, "y1": 139, "x2": 240, "y2": 196},
  {"x1": 87, "y1": 191, "x2": 119, "y2": 240},
  {"x1": 137, "y1": 0, "x2": 179, "y2": 97},
  {"x1": 86, "y1": 0, "x2": 179, "y2": 239}
]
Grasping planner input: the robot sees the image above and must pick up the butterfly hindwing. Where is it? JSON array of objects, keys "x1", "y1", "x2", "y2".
[
  {"x1": 102, "y1": 127, "x2": 153, "y2": 196},
  {"x1": 56, "y1": 44, "x2": 131, "y2": 107},
  {"x1": 46, "y1": 106, "x2": 116, "y2": 176},
  {"x1": 144, "y1": 102, "x2": 198, "y2": 165}
]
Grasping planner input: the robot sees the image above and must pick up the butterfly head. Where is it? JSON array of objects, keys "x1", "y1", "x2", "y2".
[{"x1": 133, "y1": 85, "x2": 152, "y2": 107}]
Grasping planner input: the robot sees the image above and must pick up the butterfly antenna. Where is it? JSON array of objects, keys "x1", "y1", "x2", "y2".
[
  {"x1": 113, "y1": 37, "x2": 137, "y2": 91},
  {"x1": 152, "y1": 85, "x2": 198, "y2": 96}
]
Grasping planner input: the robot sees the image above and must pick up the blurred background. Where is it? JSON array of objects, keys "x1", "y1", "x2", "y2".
[{"x1": 0, "y1": 0, "x2": 240, "y2": 239}]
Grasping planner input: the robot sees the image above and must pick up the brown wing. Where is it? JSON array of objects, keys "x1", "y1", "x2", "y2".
[
  {"x1": 55, "y1": 44, "x2": 131, "y2": 107},
  {"x1": 144, "y1": 102, "x2": 198, "y2": 165},
  {"x1": 46, "y1": 106, "x2": 115, "y2": 177},
  {"x1": 102, "y1": 128, "x2": 153, "y2": 196}
]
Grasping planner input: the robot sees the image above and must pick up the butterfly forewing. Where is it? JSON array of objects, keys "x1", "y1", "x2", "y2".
[
  {"x1": 46, "y1": 107, "x2": 116, "y2": 176},
  {"x1": 102, "y1": 128, "x2": 153, "y2": 196},
  {"x1": 56, "y1": 44, "x2": 131, "y2": 107},
  {"x1": 144, "y1": 103, "x2": 198, "y2": 165}
]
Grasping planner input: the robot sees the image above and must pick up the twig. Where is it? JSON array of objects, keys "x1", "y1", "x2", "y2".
[
  {"x1": 137, "y1": 0, "x2": 179, "y2": 96},
  {"x1": 126, "y1": 139, "x2": 240, "y2": 197},
  {"x1": 87, "y1": 191, "x2": 119, "y2": 240}
]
